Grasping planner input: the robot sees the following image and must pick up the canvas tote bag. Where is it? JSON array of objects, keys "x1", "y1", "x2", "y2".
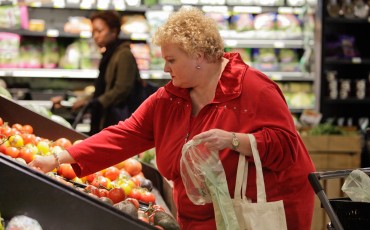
[{"x1": 232, "y1": 134, "x2": 288, "y2": 230}]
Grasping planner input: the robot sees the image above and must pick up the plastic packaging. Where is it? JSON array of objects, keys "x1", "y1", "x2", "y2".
[
  {"x1": 180, "y1": 139, "x2": 239, "y2": 230},
  {"x1": 342, "y1": 169, "x2": 370, "y2": 202},
  {"x1": 6, "y1": 215, "x2": 43, "y2": 230}
]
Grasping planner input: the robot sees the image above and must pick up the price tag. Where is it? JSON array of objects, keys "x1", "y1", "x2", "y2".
[
  {"x1": 97, "y1": 0, "x2": 109, "y2": 10},
  {"x1": 352, "y1": 57, "x2": 362, "y2": 64},
  {"x1": 273, "y1": 41, "x2": 285, "y2": 48},
  {"x1": 278, "y1": 7, "x2": 293, "y2": 14},
  {"x1": 202, "y1": 6, "x2": 228, "y2": 13},
  {"x1": 46, "y1": 29, "x2": 59, "y2": 37},
  {"x1": 131, "y1": 33, "x2": 149, "y2": 41},
  {"x1": 80, "y1": 31, "x2": 92, "y2": 38},
  {"x1": 30, "y1": 1, "x2": 42, "y2": 7},
  {"x1": 232, "y1": 6, "x2": 262, "y2": 14},
  {"x1": 80, "y1": 0, "x2": 93, "y2": 9},
  {"x1": 113, "y1": 0, "x2": 126, "y2": 10},
  {"x1": 224, "y1": 40, "x2": 238, "y2": 47},
  {"x1": 270, "y1": 74, "x2": 282, "y2": 80},
  {"x1": 162, "y1": 5, "x2": 174, "y2": 11},
  {"x1": 53, "y1": 0, "x2": 65, "y2": 8}
]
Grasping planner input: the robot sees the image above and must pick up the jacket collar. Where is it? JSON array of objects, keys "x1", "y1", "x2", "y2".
[{"x1": 164, "y1": 52, "x2": 248, "y2": 103}]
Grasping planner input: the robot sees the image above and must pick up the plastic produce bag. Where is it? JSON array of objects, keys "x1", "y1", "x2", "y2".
[
  {"x1": 342, "y1": 169, "x2": 370, "y2": 202},
  {"x1": 180, "y1": 139, "x2": 239, "y2": 230},
  {"x1": 6, "y1": 215, "x2": 43, "y2": 230}
]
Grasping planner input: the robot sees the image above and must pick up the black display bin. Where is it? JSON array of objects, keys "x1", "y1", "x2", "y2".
[
  {"x1": 0, "y1": 96, "x2": 174, "y2": 228},
  {"x1": 0, "y1": 154, "x2": 155, "y2": 229}
]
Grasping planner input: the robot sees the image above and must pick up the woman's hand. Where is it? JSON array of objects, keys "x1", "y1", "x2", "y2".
[
  {"x1": 192, "y1": 129, "x2": 233, "y2": 152},
  {"x1": 28, "y1": 155, "x2": 57, "y2": 173}
]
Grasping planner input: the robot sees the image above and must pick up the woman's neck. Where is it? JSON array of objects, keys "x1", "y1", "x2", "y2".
[{"x1": 190, "y1": 58, "x2": 229, "y2": 115}]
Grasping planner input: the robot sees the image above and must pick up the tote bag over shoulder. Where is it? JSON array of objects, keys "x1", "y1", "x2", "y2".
[{"x1": 232, "y1": 134, "x2": 288, "y2": 230}]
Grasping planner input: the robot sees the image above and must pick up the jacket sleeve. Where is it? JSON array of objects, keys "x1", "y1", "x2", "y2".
[
  {"x1": 248, "y1": 79, "x2": 300, "y2": 172},
  {"x1": 68, "y1": 91, "x2": 158, "y2": 177},
  {"x1": 98, "y1": 48, "x2": 139, "y2": 108}
]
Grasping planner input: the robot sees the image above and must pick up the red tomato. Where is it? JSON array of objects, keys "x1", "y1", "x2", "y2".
[
  {"x1": 91, "y1": 175, "x2": 109, "y2": 188},
  {"x1": 18, "y1": 147, "x2": 34, "y2": 163},
  {"x1": 0, "y1": 117, "x2": 3, "y2": 126},
  {"x1": 108, "y1": 187, "x2": 126, "y2": 204},
  {"x1": 104, "y1": 166, "x2": 120, "y2": 181},
  {"x1": 22, "y1": 133, "x2": 36, "y2": 145},
  {"x1": 12, "y1": 123, "x2": 23, "y2": 131},
  {"x1": 5, "y1": 146, "x2": 20, "y2": 158},
  {"x1": 54, "y1": 138, "x2": 72, "y2": 149},
  {"x1": 141, "y1": 191, "x2": 156, "y2": 204},
  {"x1": 98, "y1": 188, "x2": 109, "y2": 198},
  {"x1": 128, "y1": 188, "x2": 142, "y2": 201},
  {"x1": 129, "y1": 176, "x2": 141, "y2": 187},
  {"x1": 57, "y1": 164, "x2": 77, "y2": 180},
  {"x1": 2, "y1": 126, "x2": 15, "y2": 137},
  {"x1": 21, "y1": 124, "x2": 34, "y2": 134},
  {"x1": 85, "y1": 185, "x2": 100, "y2": 197},
  {"x1": 122, "y1": 158, "x2": 142, "y2": 176}
]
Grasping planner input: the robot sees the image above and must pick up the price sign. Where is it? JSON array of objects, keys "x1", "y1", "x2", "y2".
[{"x1": 46, "y1": 29, "x2": 59, "y2": 37}]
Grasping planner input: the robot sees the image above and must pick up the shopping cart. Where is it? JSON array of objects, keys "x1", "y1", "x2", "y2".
[{"x1": 308, "y1": 168, "x2": 370, "y2": 230}]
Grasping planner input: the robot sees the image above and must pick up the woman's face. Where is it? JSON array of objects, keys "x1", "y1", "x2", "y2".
[
  {"x1": 161, "y1": 43, "x2": 199, "y2": 88},
  {"x1": 91, "y1": 18, "x2": 117, "y2": 48}
]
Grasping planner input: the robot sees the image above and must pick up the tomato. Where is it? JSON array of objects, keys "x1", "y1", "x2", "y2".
[
  {"x1": 129, "y1": 176, "x2": 141, "y2": 187},
  {"x1": 22, "y1": 133, "x2": 36, "y2": 145},
  {"x1": 37, "y1": 140, "x2": 50, "y2": 155},
  {"x1": 19, "y1": 147, "x2": 35, "y2": 163},
  {"x1": 120, "y1": 181, "x2": 133, "y2": 196},
  {"x1": 104, "y1": 166, "x2": 120, "y2": 181},
  {"x1": 11, "y1": 123, "x2": 23, "y2": 131},
  {"x1": 125, "y1": 197, "x2": 140, "y2": 209},
  {"x1": 5, "y1": 146, "x2": 20, "y2": 158},
  {"x1": 98, "y1": 188, "x2": 109, "y2": 198},
  {"x1": 108, "y1": 187, "x2": 126, "y2": 204},
  {"x1": 140, "y1": 190, "x2": 156, "y2": 204},
  {"x1": 0, "y1": 117, "x2": 3, "y2": 126},
  {"x1": 8, "y1": 134, "x2": 24, "y2": 148},
  {"x1": 128, "y1": 188, "x2": 142, "y2": 201},
  {"x1": 21, "y1": 124, "x2": 33, "y2": 134},
  {"x1": 85, "y1": 184, "x2": 100, "y2": 197},
  {"x1": 2, "y1": 126, "x2": 15, "y2": 137},
  {"x1": 122, "y1": 158, "x2": 142, "y2": 176},
  {"x1": 91, "y1": 175, "x2": 110, "y2": 188},
  {"x1": 53, "y1": 137, "x2": 72, "y2": 149},
  {"x1": 57, "y1": 163, "x2": 77, "y2": 180}
]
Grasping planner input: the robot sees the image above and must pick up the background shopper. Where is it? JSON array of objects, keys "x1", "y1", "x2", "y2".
[{"x1": 52, "y1": 10, "x2": 141, "y2": 135}]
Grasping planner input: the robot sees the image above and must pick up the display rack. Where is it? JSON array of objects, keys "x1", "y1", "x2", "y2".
[{"x1": 316, "y1": 0, "x2": 370, "y2": 127}]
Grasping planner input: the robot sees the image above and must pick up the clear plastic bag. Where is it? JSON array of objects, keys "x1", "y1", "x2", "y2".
[
  {"x1": 342, "y1": 169, "x2": 370, "y2": 202},
  {"x1": 6, "y1": 215, "x2": 43, "y2": 230},
  {"x1": 180, "y1": 139, "x2": 239, "y2": 230}
]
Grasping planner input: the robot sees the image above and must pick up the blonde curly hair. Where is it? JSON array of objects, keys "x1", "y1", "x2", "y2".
[{"x1": 152, "y1": 7, "x2": 224, "y2": 63}]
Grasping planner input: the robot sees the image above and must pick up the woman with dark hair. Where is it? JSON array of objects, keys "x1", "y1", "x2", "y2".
[{"x1": 54, "y1": 10, "x2": 141, "y2": 135}]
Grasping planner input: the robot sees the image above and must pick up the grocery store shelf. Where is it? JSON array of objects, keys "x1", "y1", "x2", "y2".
[
  {"x1": 0, "y1": 68, "x2": 314, "y2": 81},
  {"x1": 0, "y1": 68, "x2": 99, "y2": 78},
  {"x1": 0, "y1": 28, "x2": 147, "y2": 40},
  {"x1": 223, "y1": 37, "x2": 304, "y2": 48},
  {"x1": 324, "y1": 58, "x2": 370, "y2": 65}
]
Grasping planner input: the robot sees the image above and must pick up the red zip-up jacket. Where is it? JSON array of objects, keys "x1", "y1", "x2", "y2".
[{"x1": 68, "y1": 52, "x2": 315, "y2": 229}]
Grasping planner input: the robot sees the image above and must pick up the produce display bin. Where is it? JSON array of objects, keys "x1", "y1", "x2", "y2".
[
  {"x1": 0, "y1": 154, "x2": 156, "y2": 230},
  {"x1": 0, "y1": 95, "x2": 175, "y2": 228}
]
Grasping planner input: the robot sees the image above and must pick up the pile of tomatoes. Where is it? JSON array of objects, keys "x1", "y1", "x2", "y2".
[{"x1": 0, "y1": 117, "x2": 170, "y2": 227}]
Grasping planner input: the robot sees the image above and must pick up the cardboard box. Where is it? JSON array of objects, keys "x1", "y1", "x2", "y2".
[{"x1": 302, "y1": 135, "x2": 362, "y2": 153}]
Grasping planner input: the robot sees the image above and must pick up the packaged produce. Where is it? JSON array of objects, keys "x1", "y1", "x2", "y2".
[
  {"x1": 327, "y1": 0, "x2": 341, "y2": 17},
  {"x1": 229, "y1": 13, "x2": 254, "y2": 32},
  {"x1": 276, "y1": 14, "x2": 302, "y2": 39},
  {"x1": 0, "y1": 32, "x2": 20, "y2": 68},
  {"x1": 253, "y1": 12, "x2": 277, "y2": 38},
  {"x1": 278, "y1": 48, "x2": 300, "y2": 72},
  {"x1": 121, "y1": 14, "x2": 149, "y2": 34},
  {"x1": 252, "y1": 48, "x2": 279, "y2": 71}
]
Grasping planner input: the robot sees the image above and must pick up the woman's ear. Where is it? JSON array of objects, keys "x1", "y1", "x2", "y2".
[{"x1": 195, "y1": 52, "x2": 205, "y2": 66}]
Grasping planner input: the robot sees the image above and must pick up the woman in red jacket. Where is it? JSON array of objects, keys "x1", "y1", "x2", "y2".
[{"x1": 30, "y1": 7, "x2": 315, "y2": 229}]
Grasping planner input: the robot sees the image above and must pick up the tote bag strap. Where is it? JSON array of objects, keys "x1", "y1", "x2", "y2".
[{"x1": 234, "y1": 134, "x2": 267, "y2": 203}]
